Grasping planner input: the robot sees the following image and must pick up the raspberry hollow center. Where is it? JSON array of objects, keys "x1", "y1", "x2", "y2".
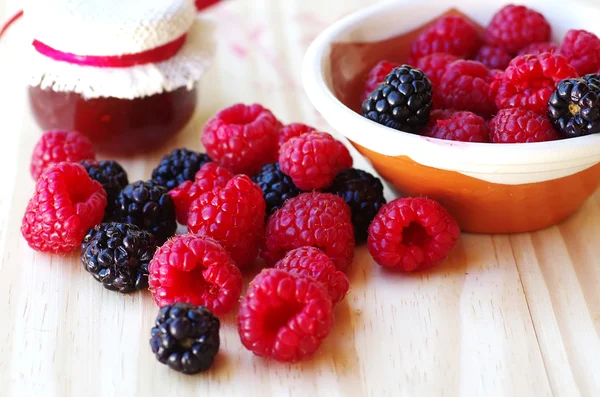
[
  {"x1": 569, "y1": 103, "x2": 581, "y2": 115},
  {"x1": 401, "y1": 222, "x2": 430, "y2": 247},
  {"x1": 264, "y1": 302, "x2": 303, "y2": 336}
]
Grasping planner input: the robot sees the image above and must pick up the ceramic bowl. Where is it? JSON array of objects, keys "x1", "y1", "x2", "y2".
[{"x1": 302, "y1": 0, "x2": 600, "y2": 233}]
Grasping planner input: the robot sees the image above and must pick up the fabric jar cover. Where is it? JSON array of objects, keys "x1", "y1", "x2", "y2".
[{"x1": 23, "y1": 0, "x2": 214, "y2": 99}]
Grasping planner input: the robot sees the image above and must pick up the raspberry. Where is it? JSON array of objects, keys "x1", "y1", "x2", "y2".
[
  {"x1": 148, "y1": 234, "x2": 242, "y2": 316},
  {"x1": 326, "y1": 168, "x2": 387, "y2": 243},
  {"x1": 81, "y1": 160, "x2": 128, "y2": 217},
  {"x1": 21, "y1": 162, "x2": 107, "y2": 253},
  {"x1": 274, "y1": 247, "x2": 349, "y2": 304},
  {"x1": 518, "y1": 42, "x2": 558, "y2": 56},
  {"x1": 112, "y1": 180, "x2": 176, "y2": 244},
  {"x1": 492, "y1": 53, "x2": 578, "y2": 114},
  {"x1": 484, "y1": 5, "x2": 551, "y2": 54},
  {"x1": 238, "y1": 268, "x2": 334, "y2": 362},
  {"x1": 277, "y1": 123, "x2": 316, "y2": 148},
  {"x1": 187, "y1": 175, "x2": 265, "y2": 268},
  {"x1": 201, "y1": 104, "x2": 281, "y2": 175},
  {"x1": 559, "y1": 29, "x2": 600, "y2": 76},
  {"x1": 169, "y1": 163, "x2": 233, "y2": 225},
  {"x1": 30, "y1": 130, "x2": 96, "y2": 180},
  {"x1": 151, "y1": 148, "x2": 212, "y2": 191},
  {"x1": 548, "y1": 75, "x2": 600, "y2": 138},
  {"x1": 474, "y1": 45, "x2": 512, "y2": 70},
  {"x1": 439, "y1": 60, "x2": 497, "y2": 116},
  {"x1": 415, "y1": 52, "x2": 459, "y2": 106},
  {"x1": 279, "y1": 132, "x2": 353, "y2": 190},
  {"x1": 410, "y1": 16, "x2": 481, "y2": 61},
  {"x1": 262, "y1": 192, "x2": 355, "y2": 270},
  {"x1": 361, "y1": 60, "x2": 399, "y2": 102},
  {"x1": 251, "y1": 162, "x2": 301, "y2": 217},
  {"x1": 489, "y1": 108, "x2": 559, "y2": 143},
  {"x1": 150, "y1": 303, "x2": 220, "y2": 374},
  {"x1": 81, "y1": 223, "x2": 156, "y2": 293},
  {"x1": 424, "y1": 110, "x2": 489, "y2": 142},
  {"x1": 367, "y1": 197, "x2": 460, "y2": 271}
]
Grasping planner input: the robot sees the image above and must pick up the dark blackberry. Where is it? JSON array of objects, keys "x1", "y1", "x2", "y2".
[
  {"x1": 112, "y1": 180, "x2": 176, "y2": 244},
  {"x1": 81, "y1": 160, "x2": 129, "y2": 217},
  {"x1": 81, "y1": 223, "x2": 156, "y2": 293},
  {"x1": 151, "y1": 149, "x2": 212, "y2": 190},
  {"x1": 251, "y1": 162, "x2": 301, "y2": 216},
  {"x1": 548, "y1": 74, "x2": 600, "y2": 138},
  {"x1": 362, "y1": 65, "x2": 433, "y2": 133},
  {"x1": 327, "y1": 168, "x2": 387, "y2": 243},
  {"x1": 150, "y1": 303, "x2": 220, "y2": 374}
]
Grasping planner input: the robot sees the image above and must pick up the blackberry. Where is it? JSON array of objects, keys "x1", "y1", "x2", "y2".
[
  {"x1": 112, "y1": 180, "x2": 176, "y2": 244},
  {"x1": 81, "y1": 223, "x2": 156, "y2": 293},
  {"x1": 81, "y1": 160, "x2": 129, "y2": 217},
  {"x1": 151, "y1": 149, "x2": 212, "y2": 190},
  {"x1": 362, "y1": 65, "x2": 433, "y2": 133},
  {"x1": 327, "y1": 168, "x2": 387, "y2": 243},
  {"x1": 251, "y1": 162, "x2": 301, "y2": 216},
  {"x1": 150, "y1": 303, "x2": 220, "y2": 374},
  {"x1": 548, "y1": 74, "x2": 600, "y2": 138}
]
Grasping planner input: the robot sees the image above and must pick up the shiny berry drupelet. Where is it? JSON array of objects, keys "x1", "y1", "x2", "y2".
[
  {"x1": 274, "y1": 247, "x2": 350, "y2": 304},
  {"x1": 409, "y1": 15, "x2": 481, "y2": 61},
  {"x1": 81, "y1": 223, "x2": 157, "y2": 293},
  {"x1": 151, "y1": 148, "x2": 212, "y2": 191},
  {"x1": 112, "y1": 180, "x2": 176, "y2": 244},
  {"x1": 439, "y1": 60, "x2": 497, "y2": 117},
  {"x1": 150, "y1": 303, "x2": 220, "y2": 375},
  {"x1": 490, "y1": 108, "x2": 559, "y2": 143},
  {"x1": 362, "y1": 65, "x2": 433, "y2": 133},
  {"x1": 559, "y1": 30, "x2": 600, "y2": 76},
  {"x1": 547, "y1": 75, "x2": 600, "y2": 138},
  {"x1": 326, "y1": 168, "x2": 387, "y2": 243},
  {"x1": 277, "y1": 123, "x2": 316, "y2": 148},
  {"x1": 424, "y1": 110, "x2": 489, "y2": 142},
  {"x1": 238, "y1": 269, "x2": 334, "y2": 362},
  {"x1": 262, "y1": 192, "x2": 355, "y2": 270},
  {"x1": 361, "y1": 60, "x2": 399, "y2": 102},
  {"x1": 368, "y1": 197, "x2": 460, "y2": 272},
  {"x1": 22, "y1": 162, "x2": 107, "y2": 253},
  {"x1": 149, "y1": 234, "x2": 242, "y2": 315},
  {"x1": 30, "y1": 130, "x2": 96, "y2": 180},
  {"x1": 252, "y1": 162, "x2": 301, "y2": 217},
  {"x1": 81, "y1": 160, "x2": 129, "y2": 217}
]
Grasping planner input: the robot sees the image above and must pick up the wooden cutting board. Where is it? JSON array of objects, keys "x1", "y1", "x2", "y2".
[{"x1": 1, "y1": 1, "x2": 599, "y2": 396}]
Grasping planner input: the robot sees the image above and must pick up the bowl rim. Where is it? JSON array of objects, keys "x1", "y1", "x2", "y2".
[{"x1": 301, "y1": 0, "x2": 600, "y2": 167}]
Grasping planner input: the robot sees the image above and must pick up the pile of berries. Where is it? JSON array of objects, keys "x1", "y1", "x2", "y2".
[
  {"x1": 362, "y1": 5, "x2": 600, "y2": 142},
  {"x1": 21, "y1": 101, "x2": 460, "y2": 373}
]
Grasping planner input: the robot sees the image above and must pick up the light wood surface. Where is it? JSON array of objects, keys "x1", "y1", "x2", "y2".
[{"x1": 1, "y1": 1, "x2": 600, "y2": 396}]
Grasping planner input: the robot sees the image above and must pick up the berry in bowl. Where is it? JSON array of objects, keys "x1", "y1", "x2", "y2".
[{"x1": 302, "y1": 0, "x2": 600, "y2": 233}]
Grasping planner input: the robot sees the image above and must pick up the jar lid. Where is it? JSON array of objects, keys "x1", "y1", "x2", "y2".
[{"x1": 24, "y1": 0, "x2": 213, "y2": 99}]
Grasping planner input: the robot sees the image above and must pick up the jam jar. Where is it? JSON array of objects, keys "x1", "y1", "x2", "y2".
[{"x1": 24, "y1": 0, "x2": 212, "y2": 154}]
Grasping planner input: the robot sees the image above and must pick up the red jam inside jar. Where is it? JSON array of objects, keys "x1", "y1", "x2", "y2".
[{"x1": 28, "y1": 85, "x2": 197, "y2": 154}]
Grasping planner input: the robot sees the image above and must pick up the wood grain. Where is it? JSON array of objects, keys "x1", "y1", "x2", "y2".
[{"x1": 0, "y1": 1, "x2": 599, "y2": 396}]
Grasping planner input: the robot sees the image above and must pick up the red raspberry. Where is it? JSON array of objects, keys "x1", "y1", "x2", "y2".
[
  {"x1": 489, "y1": 108, "x2": 559, "y2": 143},
  {"x1": 474, "y1": 45, "x2": 512, "y2": 70},
  {"x1": 274, "y1": 247, "x2": 350, "y2": 304},
  {"x1": 238, "y1": 268, "x2": 334, "y2": 362},
  {"x1": 30, "y1": 130, "x2": 96, "y2": 180},
  {"x1": 424, "y1": 110, "x2": 488, "y2": 142},
  {"x1": 368, "y1": 197, "x2": 460, "y2": 271},
  {"x1": 21, "y1": 162, "x2": 106, "y2": 253},
  {"x1": 188, "y1": 175, "x2": 265, "y2": 268},
  {"x1": 518, "y1": 42, "x2": 558, "y2": 56},
  {"x1": 148, "y1": 234, "x2": 242, "y2": 315},
  {"x1": 277, "y1": 123, "x2": 316, "y2": 148},
  {"x1": 201, "y1": 104, "x2": 281, "y2": 175},
  {"x1": 439, "y1": 60, "x2": 497, "y2": 116},
  {"x1": 169, "y1": 163, "x2": 233, "y2": 225},
  {"x1": 483, "y1": 5, "x2": 551, "y2": 54},
  {"x1": 262, "y1": 192, "x2": 355, "y2": 270},
  {"x1": 492, "y1": 53, "x2": 578, "y2": 114},
  {"x1": 415, "y1": 52, "x2": 459, "y2": 107},
  {"x1": 559, "y1": 29, "x2": 600, "y2": 76},
  {"x1": 279, "y1": 132, "x2": 353, "y2": 190},
  {"x1": 410, "y1": 16, "x2": 481, "y2": 61},
  {"x1": 361, "y1": 60, "x2": 399, "y2": 102}
]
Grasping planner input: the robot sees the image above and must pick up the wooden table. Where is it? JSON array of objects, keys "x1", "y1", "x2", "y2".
[{"x1": 1, "y1": 1, "x2": 599, "y2": 396}]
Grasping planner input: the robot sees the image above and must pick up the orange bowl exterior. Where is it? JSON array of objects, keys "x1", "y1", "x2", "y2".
[{"x1": 352, "y1": 142, "x2": 600, "y2": 233}]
